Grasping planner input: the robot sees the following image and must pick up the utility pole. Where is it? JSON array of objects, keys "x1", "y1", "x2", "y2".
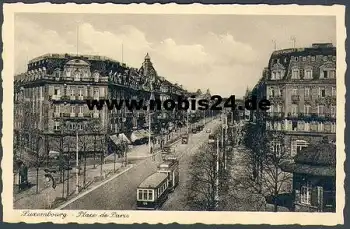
[
  {"x1": 291, "y1": 36, "x2": 296, "y2": 48},
  {"x1": 215, "y1": 138, "x2": 220, "y2": 209},
  {"x1": 272, "y1": 40, "x2": 277, "y2": 51},
  {"x1": 75, "y1": 130, "x2": 79, "y2": 194}
]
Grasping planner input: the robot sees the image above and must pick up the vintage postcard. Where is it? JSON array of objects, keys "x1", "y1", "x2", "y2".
[{"x1": 1, "y1": 3, "x2": 346, "y2": 225}]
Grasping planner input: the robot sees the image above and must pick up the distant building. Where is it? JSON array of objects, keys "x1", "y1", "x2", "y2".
[{"x1": 250, "y1": 43, "x2": 336, "y2": 157}]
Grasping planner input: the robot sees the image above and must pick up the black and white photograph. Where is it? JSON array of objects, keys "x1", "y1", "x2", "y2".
[{"x1": 2, "y1": 3, "x2": 346, "y2": 225}]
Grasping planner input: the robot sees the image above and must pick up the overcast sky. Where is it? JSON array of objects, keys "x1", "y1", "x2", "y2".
[{"x1": 14, "y1": 13, "x2": 336, "y2": 97}]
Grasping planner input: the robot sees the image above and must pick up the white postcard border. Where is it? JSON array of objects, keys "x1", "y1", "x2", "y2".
[{"x1": 1, "y1": 3, "x2": 346, "y2": 225}]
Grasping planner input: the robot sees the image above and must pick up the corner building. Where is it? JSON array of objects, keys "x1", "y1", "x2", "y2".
[
  {"x1": 14, "y1": 53, "x2": 189, "y2": 161},
  {"x1": 251, "y1": 43, "x2": 336, "y2": 157}
]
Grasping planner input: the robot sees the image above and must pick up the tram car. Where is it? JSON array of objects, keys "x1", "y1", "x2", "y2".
[
  {"x1": 157, "y1": 157, "x2": 179, "y2": 192},
  {"x1": 136, "y1": 172, "x2": 169, "y2": 210}
]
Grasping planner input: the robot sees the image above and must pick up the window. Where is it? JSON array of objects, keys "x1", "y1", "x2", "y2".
[
  {"x1": 143, "y1": 190, "x2": 147, "y2": 200},
  {"x1": 71, "y1": 105, "x2": 75, "y2": 114},
  {"x1": 78, "y1": 88, "x2": 83, "y2": 97},
  {"x1": 148, "y1": 190, "x2": 153, "y2": 200},
  {"x1": 93, "y1": 88, "x2": 99, "y2": 99},
  {"x1": 304, "y1": 105, "x2": 311, "y2": 115},
  {"x1": 331, "y1": 106, "x2": 336, "y2": 117},
  {"x1": 318, "y1": 105, "x2": 324, "y2": 115},
  {"x1": 304, "y1": 87, "x2": 310, "y2": 97},
  {"x1": 332, "y1": 87, "x2": 336, "y2": 96},
  {"x1": 270, "y1": 141, "x2": 282, "y2": 157},
  {"x1": 322, "y1": 70, "x2": 328, "y2": 79},
  {"x1": 300, "y1": 181, "x2": 312, "y2": 204},
  {"x1": 292, "y1": 88, "x2": 298, "y2": 96},
  {"x1": 329, "y1": 70, "x2": 336, "y2": 79},
  {"x1": 295, "y1": 57, "x2": 299, "y2": 61},
  {"x1": 304, "y1": 69, "x2": 313, "y2": 79},
  {"x1": 54, "y1": 88, "x2": 60, "y2": 96},
  {"x1": 292, "y1": 121, "x2": 297, "y2": 131},
  {"x1": 138, "y1": 190, "x2": 142, "y2": 200},
  {"x1": 291, "y1": 140, "x2": 309, "y2": 157},
  {"x1": 331, "y1": 123, "x2": 336, "y2": 133},
  {"x1": 269, "y1": 88, "x2": 275, "y2": 97},
  {"x1": 271, "y1": 71, "x2": 276, "y2": 80},
  {"x1": 304, "y1": 122, "x2": 310, "y2": 131},
  {"x1": 54, "y1": 105, "x2": 60, "y2": 114},
  {"x1": 323, "y1": 56, "x2": 327, "y2": 61},
  {"x1": 79, "y1": 106, "x2": 84, "y2": 114},
  {"x1": 319, "y1": 87, "x2": 326, "y2": 97},
  {"x1": 54, "y1": 121, "x2": 60, "y2": 130},
  {"x1": 279, "y1": 89, "x2": 283, "y2": 97},
  {"x1": 318, "y1": 122, "x2": 324, "y2": 132},
  {"x1": 70, "y1": 88, "x2": 75, "y2": 97},
  {"x1": 297, "y1": 121, "x2": 304, "y2": 131},
  {"x1": 292, "y1": 69, "x2": 300, "y2": 79}
]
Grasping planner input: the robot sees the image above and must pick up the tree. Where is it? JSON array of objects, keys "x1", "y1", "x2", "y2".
[
  {"x1": 261, "y1": 131, "x2": 292, "y2": 212},
  {"x1": 186, "y1": 128, "x2": 231, "y2": 211},
  {"x1": 242, "y1": 125, "x2": 293, "y2": 212}
]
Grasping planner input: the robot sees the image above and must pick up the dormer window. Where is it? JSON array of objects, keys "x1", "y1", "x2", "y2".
[
  {"x1": 311, "y1": 56, "x2": 316, "y2": 61},
  {"x1": 93, "y1": 72, "x2": 99, "y2": 82},
  {"x1": 295, "y1": 57, "x2": 299, "y2": 61},
  {"x1": 291, "y1": 68, "x2": 300, "y2": 79},
  {"x1": 302, "y1": 57, "x2": 306, "y2": 61},
  {"x1": 323, "y1": 56, "x2": 327, "y2": 61},
  {"x1": 304, "y1": 68, "x2": 313, "y2": 79}
]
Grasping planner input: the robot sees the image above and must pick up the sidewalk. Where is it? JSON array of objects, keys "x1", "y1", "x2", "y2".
[{"x1": 14, "y1": 162, "x2": 129, "y2": 209}]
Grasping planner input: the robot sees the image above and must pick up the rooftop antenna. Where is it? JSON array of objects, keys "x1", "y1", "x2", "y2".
[
  {"x1": 76, "y1": 22, "x2": 80, "y2": 56},
  {"x1": 291, "y1": 36, "x2": 296, "y2": 48},
  {"x1": 122, "y1": 43, "x2": 124, "y2": 64},
  {"x1": 272, "y1": 40, "x2": 277, "y2": 50}
]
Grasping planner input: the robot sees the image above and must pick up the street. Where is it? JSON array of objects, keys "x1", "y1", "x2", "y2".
[
  {"x1": 161, "y1": 119, "x2": 221, "y2": 210},
  {"x1": 61, "y1": 119, "x2": 220, "y2": 210}
]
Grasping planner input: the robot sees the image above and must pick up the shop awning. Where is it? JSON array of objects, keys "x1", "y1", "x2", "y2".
[
  {"x1": 130, "y1": 129, "x2": 152, "y2": 142},
  {"x1": 110, "y1": 133, "x2": 131, "y2": 145}
]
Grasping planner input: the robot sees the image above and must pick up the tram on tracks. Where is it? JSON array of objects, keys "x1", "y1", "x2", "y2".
[
  {"x1": 136, "y1": 156, "x2": 180, "y2": 210},
  {"x1": 136, "y1": 173, "x2": 169, "y2": 210},
  {"x1": 157, "y1": 156, "x2": 179, "y2": 192}
]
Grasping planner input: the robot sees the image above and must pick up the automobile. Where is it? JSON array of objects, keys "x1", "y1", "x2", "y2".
[
  {"x1": 181, "y1": 134, "x2": 189, "y2": 144},
  {"x1": 206, "y1": 129, "x2": 211, "y2": 133}
]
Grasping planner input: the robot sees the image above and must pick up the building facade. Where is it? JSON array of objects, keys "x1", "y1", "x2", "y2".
[
  {"x1": 250, "y1": 43, "x2": 336, "y2": 157},
  {"x1": 14, "y1": 53, "x2": 190, "y2": 162}
]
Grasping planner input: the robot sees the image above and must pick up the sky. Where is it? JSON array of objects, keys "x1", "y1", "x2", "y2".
[{"x1": 14, "y1": 13, "x2": 336, "y2": 97}]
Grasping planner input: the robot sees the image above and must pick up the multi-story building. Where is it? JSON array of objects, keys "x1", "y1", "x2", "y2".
[
  {"x1": 250, "y1": 42, "x2": 336, "y2": 157},
  {"x1": 14, "y1": 53, "x2": 189, "y2": 161}
]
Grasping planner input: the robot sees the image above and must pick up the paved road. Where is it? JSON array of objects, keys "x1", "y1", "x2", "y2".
[
  {"x1": 62, "y1": 119, "x2": 220, "y2": 210},
  {"x1": 160, "y1": 120, "x2": 221, "y2": 210}
]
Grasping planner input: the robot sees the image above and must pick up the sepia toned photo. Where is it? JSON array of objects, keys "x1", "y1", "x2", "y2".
[{"x1": 1, "y1": 3, "x2": 346, "y2": 225}]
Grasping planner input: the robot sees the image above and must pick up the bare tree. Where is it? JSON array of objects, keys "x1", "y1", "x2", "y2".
[
  {"x1": 186, "y1": 129, "x2": 231, "y2": 211},
  {"x1": 261, "y1": 131, "x2": 292, "y2": 212},
  {"x1": 186, "y1": 143, "x2": 218, "y2": 211}
]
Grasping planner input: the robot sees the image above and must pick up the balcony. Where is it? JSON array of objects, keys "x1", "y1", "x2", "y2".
[
  {"x1": 53, "y1": 112, "x2": 60, "y2": 118},
  {"x1": 291, "y1": 95, "x2": 300, "y2": 103},
  {"x1": 70, "y1": 95, "x2": 76, "y2": 100},
  {"x1": 93, "y1": 113, "x2": 99, "y2": 118},
  {"x1": 265, "y1": 112, "x2": 285, "y2": 120},
  {"x1": 78, "y1": 113, "x2": 84, "y2": 118},
  {"x1": 70, "y1": 113, "x2": 76, "y2": 118},
  {"x1": 78, "y1": 96, "x2": 84, "y2": 101}
]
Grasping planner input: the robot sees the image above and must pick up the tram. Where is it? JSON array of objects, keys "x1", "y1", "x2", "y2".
[
  {"x1": 136, "y1": 173, "x2": 169, "y2": 210},
  {"x1": 157, "y1": 157, "x2": 179, "y2": 192}
]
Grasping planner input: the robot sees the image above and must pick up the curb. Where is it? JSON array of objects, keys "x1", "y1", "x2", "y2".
[
  {"x1": 55, "y1": 164, "x2": 134, "y2": 210},
  {"x1": 54, "y1": 136, "x2": 182, "y2": 210}
]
